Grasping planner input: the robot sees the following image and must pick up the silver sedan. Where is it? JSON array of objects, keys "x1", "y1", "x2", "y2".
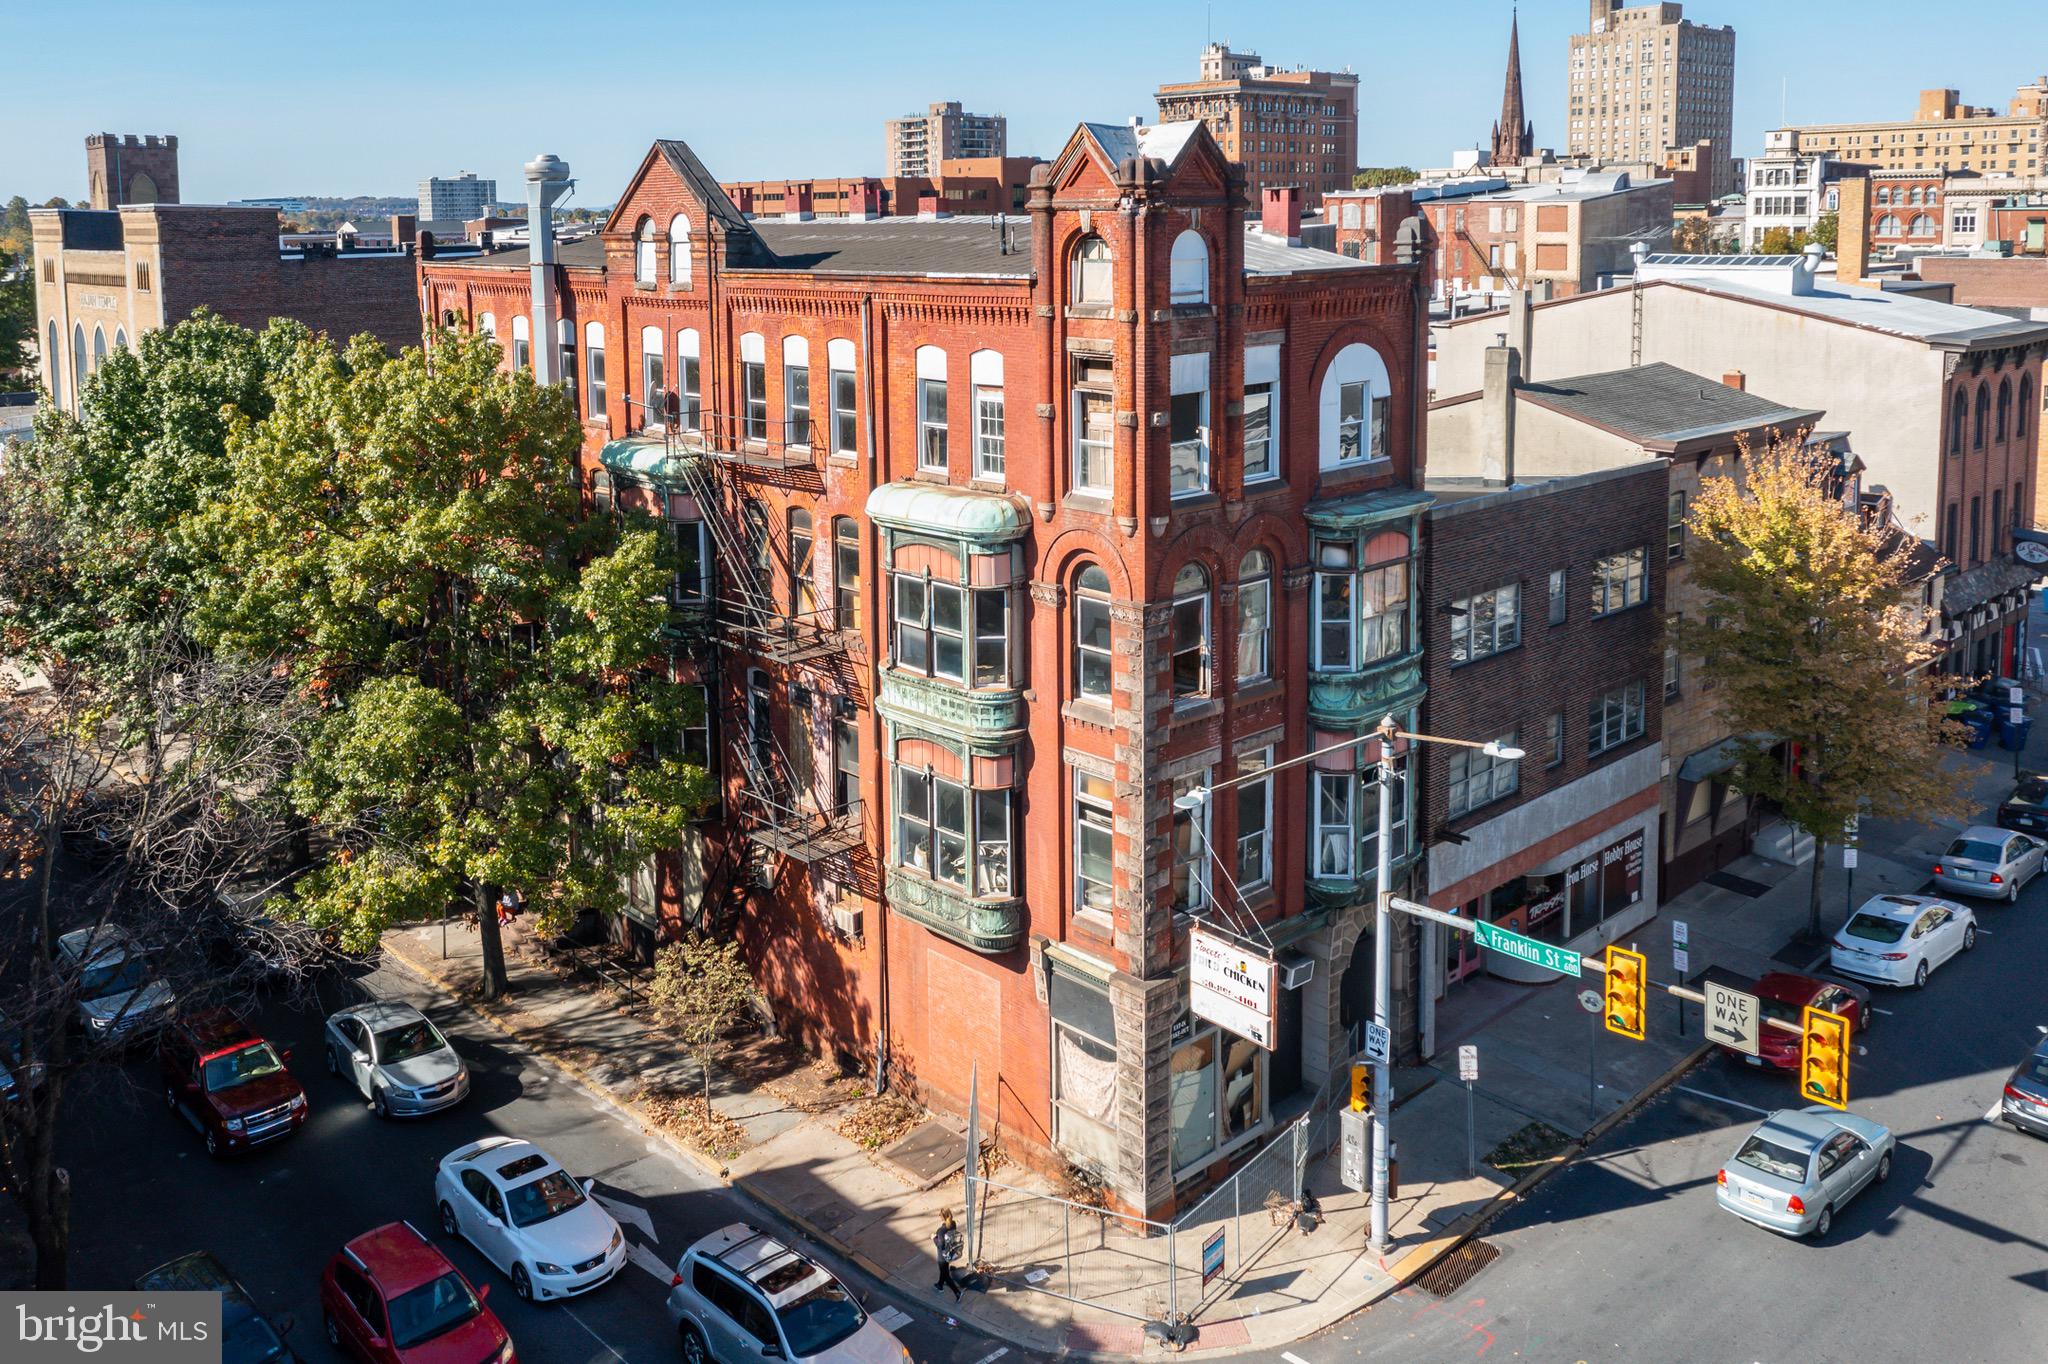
[
  {"x1": 323, "y1": 1001, "x2": 470, "y2": 1117},
  {"x1": 1933, "y1": 825, "x2": 2046, "y2": 902},
  {"x1": 1716, "y1": 1106, "x2": 1895, "y2": 1240}
]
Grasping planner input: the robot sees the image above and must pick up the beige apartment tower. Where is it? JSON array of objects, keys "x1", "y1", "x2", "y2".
[
  {"x1": 883, "y1": 102, "x2": 1007, "y2": 179},
  {"x1": 1568, "y1": 3, "x2": 1736, "y2": 199},
  {"x1": 1770, "y1": 81, "x2": 2048, "y2": 177}
]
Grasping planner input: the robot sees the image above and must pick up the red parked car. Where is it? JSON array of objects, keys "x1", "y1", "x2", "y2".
[
  {"x1": 321, "y1": 1222, "x2": 513, "y2": 1364},
  {"x1": 159, "y1": 1009, "x2": 307, "y2": 1157},
  {"x1": 1722, "y1": 973, "x2": 1871, "y2": 1071}
]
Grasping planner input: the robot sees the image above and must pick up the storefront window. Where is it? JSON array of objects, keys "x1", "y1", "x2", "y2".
[{"x1": 1170, "y1": 1025, "x2": 1268, "y2": 1174}]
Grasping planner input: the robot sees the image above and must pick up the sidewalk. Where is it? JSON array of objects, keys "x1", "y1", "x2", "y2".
[{"x1": 377, "y1": 717, "x2": 2045, "y2": 1359}]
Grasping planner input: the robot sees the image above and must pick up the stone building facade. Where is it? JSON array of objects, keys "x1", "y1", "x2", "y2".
[{"x1": 418, "y1": 123, "x2": 1432, "y2": 1219}]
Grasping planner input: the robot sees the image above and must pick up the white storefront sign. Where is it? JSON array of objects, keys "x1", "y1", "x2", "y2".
[{"x1": 1188, "y1": 923, "x2": 1277, "y2": 1049}]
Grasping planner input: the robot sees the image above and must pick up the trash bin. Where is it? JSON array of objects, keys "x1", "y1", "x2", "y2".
[
  {"x1": 2002, "y1": 718, "x2": 2033, "y2": 751},
  {"x1": 1964, "y1": 713, "x2": 1995, "y2": 748}
]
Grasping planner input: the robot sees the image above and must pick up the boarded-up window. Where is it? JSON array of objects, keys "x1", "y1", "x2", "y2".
[
  {"x1": 1536, "y1": 204, "x2": 1570, "y2": 233},
  {"x1": 1535, "y1": 242, "x2": 1568, "y2": 272}
]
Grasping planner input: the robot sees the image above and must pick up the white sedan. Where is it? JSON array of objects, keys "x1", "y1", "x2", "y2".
[
  {"x1": 433, "y1": 1136, "x2": 626, "y2": 1302},
  {"x1": 1829, "y1": 893, "x2": 1977, "y2": 989}
]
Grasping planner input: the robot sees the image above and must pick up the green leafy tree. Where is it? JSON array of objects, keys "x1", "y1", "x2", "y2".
[
  {"x1": 1812, "y1": 211, "x2": 1840, "y2": 254},
  {"x1": 0, "y1": 245, "x2": 31, "y2": 390},
  {"x1": 1681, "y1": 435, "x2": 1971, "y2": 939},
  {"x1": 2, "y1": 310, "x2": 288, "y2": 675},
  {"x1": 0, "y1": 195, "x2": 32, "y2": 255},
  {"x1": 1755, "y1": 226, "x2": 1815, "y2": 256},
  {"x1": 189, "y1": 328, "x2": 709, "y2": 996},
  {"x1": 1352, "y1": 167, "x2": 1418, "y2": 190},
  {"x1": 649, "y1": 936, "x2": 758, "y2": 1100}
]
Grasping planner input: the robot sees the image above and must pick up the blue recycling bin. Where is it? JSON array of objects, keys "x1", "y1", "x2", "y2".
[
  {"x1": 1963, "y1": 710, "x2": 1996, "y2": 748},
  {"x1": 2001, "y1": 717, "x2": 2033, "y2": 751}
]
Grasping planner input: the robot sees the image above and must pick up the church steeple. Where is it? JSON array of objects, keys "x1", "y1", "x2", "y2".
[{"x1": 1490, "y1": 9, "x2": 1534, "y2": 168}]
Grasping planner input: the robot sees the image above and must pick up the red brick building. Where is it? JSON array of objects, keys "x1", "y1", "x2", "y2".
[{"x1": 419, "y1": 123, "x2": 1432, "y2": 1219}]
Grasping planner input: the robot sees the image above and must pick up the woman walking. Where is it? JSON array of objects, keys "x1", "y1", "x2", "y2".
[{"x1": 933, "y1": 1208, "x2": 964, "y2": 1302}]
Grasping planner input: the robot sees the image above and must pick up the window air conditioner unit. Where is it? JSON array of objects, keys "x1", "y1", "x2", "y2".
[
  {"x1": 1278, "y1": 954, "x2": 1315, "y2": 990},
  {"x1": 832, "y1": 905, "x2": 864, "y2": 940}
]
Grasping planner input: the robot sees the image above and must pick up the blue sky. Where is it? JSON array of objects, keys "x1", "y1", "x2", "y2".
[{"x1": 5, "y1": 1, "x2": 2045, "y2": 205}]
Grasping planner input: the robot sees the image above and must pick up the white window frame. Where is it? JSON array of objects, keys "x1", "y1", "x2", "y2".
[
  {"x1": 1072, "y1": 357, "x2": 1115, "y2": 494},
  {"x1": 583, "y1": 321, "x2": 606, "y2": 419},
  {"x1": 1311, "y1": 770, "x2": 1354, "y2": 879},
  {"x1": 1169, "y1": 229, "x2": 1209, "y2": 304},
  {"x1": 782, "y1": 335, "x2": 811, "y2": 449},
  {"x1": 740, "y1": 332, "x2": 767, "y2": 441},
  {"x1": 1235, "y1": 552, "x2": 1272, "y2": 682},
  {"x1": 1235, "y1": 748, "x2": 1273, "y2": 891},
  {"x1": 971, "y1": 349, "x2": 1004, "y2": 481},
  {"x1": 1243, "y1": 345, "x2": 1281, "y2": 483},
  {"x1": 640, "y1": 325, "x2": 664, "y2": 427},
  {"x1": 1171, "y1": 770, "x2": 1211, "y2": 915},
  {"x1": 668, "y1": 214, "x2": 691, "y2": 286},
  {"x1": 635, "y1": 218, "x2": 657, "y2": 285},
  {"x1": 1589, "y1": 547, "x2": 1649, "y2": 617},
  {"x1": 1447, "y1": 733, "x2": 1520, "y2": 817},
  {"x1": 916, "y1": 345, "x2": 948, "y2": 473},
  {"x1": 1450, "y1": 582, "x2": 1520, "y2": 664},
  {"x1": 510, "y1": 315, "x2": 530, "y2": 371},
  {"x1": 1170, "y1": 566, "x2": 1210, "y2": 701},
  {"x1": 827, "y1": 337, "x2": 857, "y2": 456},
  {"x1": 1074, "y1": 567, "x2": 1113, "y2": 702},
  {"x1": 1074, "y1": 771, "x2": 1115, "y2": 916},
  {"x1": 1318, "y1": 342, "x2": 1393, "y2": 469},
  {"x1": 556, "y1": 319, "x2": 575, "y2": 392},
  {"x1": 1169, "y1": 352, "x2": 1210, "y2": 498},
  {"x1": 678, "y1": 329, "x2": 702, "y2": 432},
  {"x1": 1074, "y1": 235, "x2": 1113, "y2": 305},
  {"x1": 1588, "y1": 681, "x2": 1647, "y2": 755}
]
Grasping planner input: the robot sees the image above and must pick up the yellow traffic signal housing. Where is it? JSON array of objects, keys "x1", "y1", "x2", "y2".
[
  {"x1": 1603, "y1": 946, "x2": 1648, "y2": 1040},
  {"x1": 1350, "y1": 1061, "x2": 1373, "y2": 1112},
  {"x1": 1801, "y1": 1006, "x2": 1851, "y2": 1110}
]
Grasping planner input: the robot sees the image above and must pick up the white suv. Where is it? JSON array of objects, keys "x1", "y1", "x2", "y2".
[{"x1": 666, "y1": 1224, "x2": 908, "y2": 1364}]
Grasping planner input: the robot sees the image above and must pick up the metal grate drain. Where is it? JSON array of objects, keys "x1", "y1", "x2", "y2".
[{"x1": 1413, "y1": 1238, "x2": 1500, "y2": 1298}]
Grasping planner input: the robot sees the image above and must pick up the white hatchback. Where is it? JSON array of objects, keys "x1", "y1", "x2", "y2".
[
  {"x1": 1829, "y1": 894, "x2": 1977, "y2": 988},
  {"x1": 433, "y1": 1136, "x2": 625, "y2": 1302}
]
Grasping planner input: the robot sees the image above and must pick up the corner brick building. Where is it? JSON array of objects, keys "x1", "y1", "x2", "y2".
[
  {"x1": 419, "y1": 124, "x2": 1434, "y2": 1218},
  {"x1": 32, "y1": 135, "x2": 423, "y2": 412}
]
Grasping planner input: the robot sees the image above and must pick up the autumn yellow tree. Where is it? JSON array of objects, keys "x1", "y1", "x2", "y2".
[{"x1": 1682, "y1": 435, "x2": 1971, "y2": 938}]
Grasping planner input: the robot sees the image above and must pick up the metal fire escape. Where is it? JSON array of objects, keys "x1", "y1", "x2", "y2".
[{"x1": 640, "y1": 396, "x2": 866, "y2": 881}]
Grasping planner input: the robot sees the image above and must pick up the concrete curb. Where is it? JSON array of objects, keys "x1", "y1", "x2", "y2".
[
  {"x1": 1368, "y1": 1037, "x2": 1714, "y2": 1310},
  {"x1": 378, "y1": 939, "x2": 736, "y2": 1188}
]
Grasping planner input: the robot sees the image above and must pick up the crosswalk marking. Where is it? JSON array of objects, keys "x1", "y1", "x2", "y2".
[{"x1": 873, "y1": 1305, "x2": 914, "y2": 1331}]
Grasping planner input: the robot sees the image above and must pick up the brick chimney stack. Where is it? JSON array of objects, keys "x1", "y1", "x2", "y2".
[
  {"x1": 1836, "y1": 177, "x2": 1872, "y2": 289},
  {"x1": 1260, "y1": 185, "x2": 1302, "y2": 245}
]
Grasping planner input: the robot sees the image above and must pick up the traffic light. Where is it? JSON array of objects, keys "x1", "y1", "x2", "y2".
[
  {"x1": 1350, "y1": 1061, "x2": 1373, "y2": 1112},
  {"x1": 1801, "y1": 1006, "x2": 1851, "y2": 1110},
  {"x1": 1603, "y1": 945, "x2": 1647, "y2": 1040}
]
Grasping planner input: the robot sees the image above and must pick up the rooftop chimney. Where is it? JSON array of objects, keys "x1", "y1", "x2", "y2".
[
  {"x1": 730, "y1": 186, "x2": 756, "y2": 219},
  {"x1": 917, "y1": 189, "x2": 948, "y2": 220},
  {"x1": 523, "y1": 152, "x2": 573, "y2": 386},
  {"x1": 1833, "y1": 178, "x2": 1872, "y2": 290},
  {"x1": 783, "y1": 182, "x2": 814, "y2": 223},
  {"x1": 847, "y1": 180, "x2": 883, "y2": 221},
  {"x1": 1482, "y1": 341, "x2": 1521, "y2": 486},
  {"x1": 1722, "y1": 369, "x2": 1746, "y2": 392},
  {"x1": 1260, "y1": 185, "x2": 1303, "y2": 246}
]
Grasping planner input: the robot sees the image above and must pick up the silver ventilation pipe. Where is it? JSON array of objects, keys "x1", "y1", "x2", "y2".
[{"x1": 524, "y1": 153, "x2": 573, "y2": 386}]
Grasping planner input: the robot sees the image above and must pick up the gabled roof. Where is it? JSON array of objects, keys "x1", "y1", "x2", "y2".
[
  {"x1": 1075, "y1": 120, "x2": 1207, "y2": 175},
  {"x1": 1518, "y1": 362, "x2": 1819, "y2": 449},
  {"x1": 654, "y1": 139, "x2": 757, "y2": 239}
]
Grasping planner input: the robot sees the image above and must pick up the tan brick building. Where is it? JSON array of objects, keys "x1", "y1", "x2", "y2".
[
  {"x1": 1773, "y1": 82, "x2": 2048, "y2": 177},
  {"x1": 883, "y1": 101, "x2": 1006, "y2": 179},
  {"x1": 1155, "y1": 44, "x2": 1358, "y2": 205},
  {"x1": 1568, "y1": 3, "x2": 1737, "y2": 200}
]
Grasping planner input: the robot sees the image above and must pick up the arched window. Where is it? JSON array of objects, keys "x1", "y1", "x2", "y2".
[
  {"x1": 2020, "y1": 377, "x2": 2035, "y2": 442},
  {"x1": 584, "y1": 321, "x2": 606, "y2": 419},
  {"x1": 1998, "y1": 378, "x2": 2012, "y2": 441},
  {"x1": 635, "y1": 217, "x2": 657, "y2": 284},
  {"x1": 113, "y1": 329, "x2": 127, "y2": 352},
  {"x1": 788, "y1": 508, "x2": 814, "y2": 619},
  {"x1": 477, "y1": 312, "x2": 496, "y2": 339},
  {"x1": 1907, "y1": 187, "x2": 1921, "y2": 206},
  {"x1": 1171, "y1": 563, "x2": 1210, "y2": 700},
  {"x1": 45, "y1": 322, "x2": 60, "y2": 408},
  {"x1": 640, "y1": 326, "x2": 665, "y2": 427},
  {"x1": 71, "y1": 324, "x2": 86, "y2": 404},
  {"x1": 915, "y1": 345, "x2": 947, "y2": 471},
  {"x1": 1950, "y1": 389, "x2": 1968, "y2": 455},
  {"x1": 90, "y1": 325, "x2": 105, "y2": 374},
  {"x1": 1318, "y1": 342, "x2": 1393, "y2": 469},
  {"x1": 783, "y1": 335, "x2": 811, "y2": 447},
  {"x1": 668, "y1": 214, "x2": 691, "y2": 286},
  {"x1": 556, "y1": 318, "x2": 576, "y2": 391},
  {"x1": 1236, "y1": 549, "x2": 1272, "y2": 682},
  {"x1": 510, "y1": 315, "x2": 530, "y2": 370},
  {"x1": 1975, "y1": 384, "x2": 1991, "y2": 449},
  {"x1": 1876, "y1": 214, "x2": 1900, "y2": 236},
  {"x1": 740, "y1": 332, "x2": 768, "y2": 441},
  {"x1": 1169, "y1": 229, "x2": 1209, "y2": 304},
  {"x1": 678, "y1": 329, "x2": 702, "y2": 431},
  {"x1": 1877, "y1": 187, "x2": 1892, "y2": 206},
  {"x1": 1073, "y1": 235, "x2": 1112, "y2": 305},
  {"x1": 833, "y1": 516, "x2": 861, "y2": 630},
  {"x1": 1909, "y1": 214, "x2": 1935, "y2": 237},
  {"x1": 1074, "y1": 565, "x2": 1112, "y2": 701}
]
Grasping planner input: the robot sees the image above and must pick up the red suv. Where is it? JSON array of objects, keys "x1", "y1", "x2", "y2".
[
  {"x1": 159, "y1": 1009, "x2": 307, "y2": 1157},
  {"x1": 321, "y1": 1222, "x2": 513, "y2": 1364}
]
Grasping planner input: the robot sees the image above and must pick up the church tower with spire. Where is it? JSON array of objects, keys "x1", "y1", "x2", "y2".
[{"x1": 1490, "y1": 10, "x2": 1534, "y2": 168}]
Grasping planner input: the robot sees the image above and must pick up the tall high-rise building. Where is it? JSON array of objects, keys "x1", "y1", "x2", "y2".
[
  {"x1": 1490, "y1": 11, "x2": 1534, "y2": 168},
  {"x1": 883, "y1": 102, "x2": 1007, "y2": 179},
  {"x1": 418, "y1": 172, "x2": 497, "y2": 225},
  {"x1": 1567, "y1": 3, "x2": 1736, "y2": 199},
  {"x1": 1154, "y1": 43, "x2": 1359, "y2": 205},
  {"x1": 1769, "y1": 82, "x2": 2047, "y2": 177}
]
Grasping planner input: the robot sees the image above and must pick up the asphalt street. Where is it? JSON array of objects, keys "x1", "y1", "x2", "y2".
[
  {"x1": 1266, "y1": 864, "x2": 2048, "y2": 1362},
  {"x1": 59, "y1": 956, "x2": 1011, "y2": 1364}
]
